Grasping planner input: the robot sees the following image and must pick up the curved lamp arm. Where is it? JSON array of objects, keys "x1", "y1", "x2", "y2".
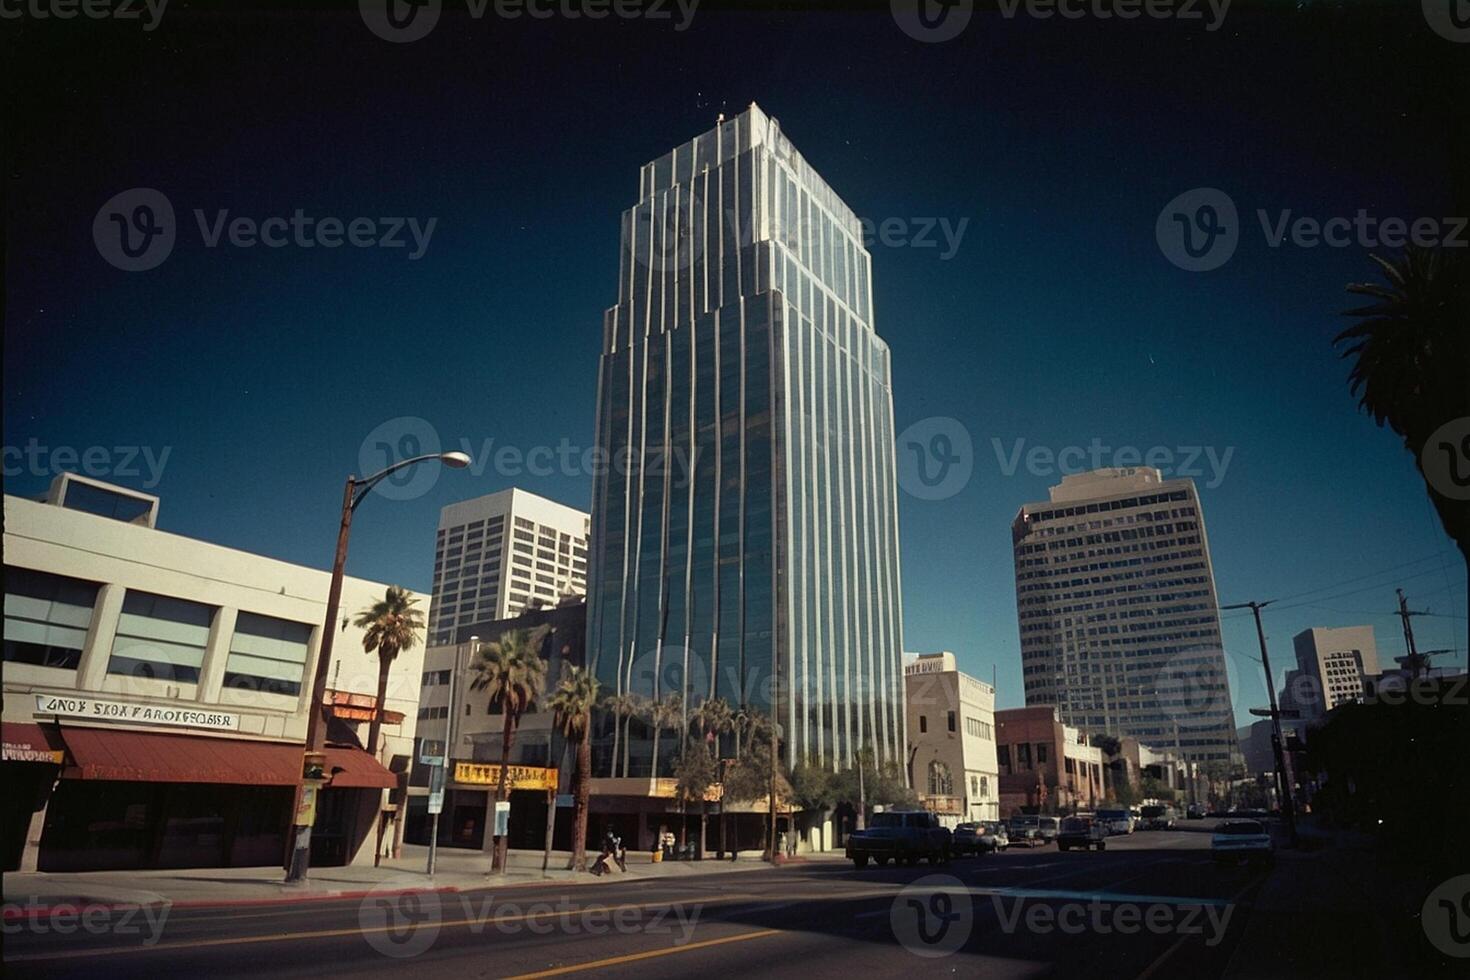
[{"x1": 350, "y1": 451, "x2": 471, "y2": 511}]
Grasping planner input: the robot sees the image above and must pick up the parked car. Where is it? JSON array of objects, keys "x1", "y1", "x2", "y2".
[
  {"x1": 1056, "y1": 815, "x2": 1107, "y2": 851},
  {"x1": 1211, "y1": 819, "x2": 1274, "y2": 865},
  {"x1": 977, "y1": 820, "x2": 1009, "y2": 852},
  {"x1": 1038, "y1": 815, "x2": 1060, "y2": 844},
  {"x1": 1186, "y1": 803, "x2": 1207, "y2": 820},
  {"x1": 951, "y1": 822, "x2": 983, "y2": 855},
  {"x1": 846, "y1": 810, "x2": 952, "y2": 868},
  {"x1": 1095, "y1": 808, "x2": 1134, "y2": 835},
  {"x1": 1006, "y1": 815, "x2": 1042, "y2": 847},
  {"x1": 1139, "y1": 804, "x2": 1176, "y2": 830}
]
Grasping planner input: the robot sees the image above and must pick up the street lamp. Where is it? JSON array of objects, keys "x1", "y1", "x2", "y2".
[{"x1": 285, "y1": 450, "x2": 471, "y2": 884}]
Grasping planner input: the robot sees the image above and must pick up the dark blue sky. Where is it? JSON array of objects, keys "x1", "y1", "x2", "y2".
[{"x1": 7, "y1": 2, "x2": 1467, "y2": 727}]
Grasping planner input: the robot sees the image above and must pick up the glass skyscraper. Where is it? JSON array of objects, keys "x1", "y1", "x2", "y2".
[{"x1": 587, "y1": 104, "x2": 905, "y2": 776}]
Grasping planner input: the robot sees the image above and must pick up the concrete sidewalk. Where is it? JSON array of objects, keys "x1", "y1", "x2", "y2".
[{"x1": 3, "y1": 844, "x2": 843, "y2": 912}]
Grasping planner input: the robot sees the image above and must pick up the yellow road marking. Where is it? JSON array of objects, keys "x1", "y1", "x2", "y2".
[
  {"x1": 503, "y1": 928, "x2": 782, "y2": 978},
  {"x1": 5, "y1": 895, "x2": 762, "y2": 963}
]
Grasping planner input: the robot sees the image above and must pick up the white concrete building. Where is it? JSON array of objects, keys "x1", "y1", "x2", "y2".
[
  {"x1": 904, "y1": 651, "x2": 1000, "y2": 825},
  {"x1": 1286, "y1": 626, "x2": 1381, "y2": 722},
  {"x1": 2, "y1": 474, "x2": 426, "y2": 872},
  {"x1": 429, "y1": 488, "x2": 589, "y2": 645}
]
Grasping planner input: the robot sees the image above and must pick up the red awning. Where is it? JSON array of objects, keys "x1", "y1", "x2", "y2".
[
  {"x1": 2, "y1": 722, "x2": 66, "y2": 764},
  {"x1": 57, "y1": 728, "x2": 396, "y2": 790}
]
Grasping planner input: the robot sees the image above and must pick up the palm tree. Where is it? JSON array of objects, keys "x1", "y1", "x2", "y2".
[
  {"x1": 469, "y1": 626, "x2": 550, "y2": 873},
  {"x1": 353, "y1": 586, "x2": 425, "y2": 757},
  {"x1": 548, "y1": 665, "x2": 600, "y2": 872},
  {"x1": 605, "y1": 691, "x2": 643, "y2": 777},
  {"x1": 690, "y1": 697, "x2": 734, "y2": 855},
  {"x1": 1338, "y1": 247, "x2": 1470, "y2": 573},
  {"x1": 646, "y1": 693, "x2": 684, "y2": 780}
]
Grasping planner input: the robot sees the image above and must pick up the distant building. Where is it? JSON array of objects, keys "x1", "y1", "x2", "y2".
[
  {"x1": 405, "y1": 598, "x2": 587, "y2": 853},
  {"x1": 1283, "y1": 626, "x2": 1380, "y2": 722},
  {"x1": 995, "y1": 706, "x2": 1104, "y2": 814},
  {"x1": 1010, "y1": 467, "x2": 1238, "y2": 766},
  {"x1": 429, "y1": 488, "x2": 589, "y2": 645},
  {"x1": 2, "y1": 475, "x2": 420, "y2": 872},
  {"x1": 903, "y1": 652, "x2": 1000, "y2": 825}
]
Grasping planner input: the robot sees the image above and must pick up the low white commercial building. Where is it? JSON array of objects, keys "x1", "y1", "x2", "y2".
[
  {"x1": 2, "y1": 475, "x2": 426, "y2": 872},
  {"x1": 904, "y1": 651, "x2": 1001, "y2": 825}
]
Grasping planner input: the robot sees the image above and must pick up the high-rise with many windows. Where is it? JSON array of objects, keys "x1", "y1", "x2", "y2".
[
  {"x1": 429, "y1": 488, "x2": 589, "y2": 646},
  {"x1": 587, "y1": 104, "x2": 906, "y2": 775},
  {"x1": 1011, "y1": 467, "x2": 1238, "y2": 765}
]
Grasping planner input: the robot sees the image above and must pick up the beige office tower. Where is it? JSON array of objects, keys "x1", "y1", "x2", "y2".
[{"x1": 1011, "y1": 468, "x2": 1239, "y2": 766}]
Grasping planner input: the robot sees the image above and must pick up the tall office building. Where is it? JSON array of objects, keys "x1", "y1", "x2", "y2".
[
  {"x1": 1285, "y1": 625, "x2": 1380, "y2": 722},
  {"x1": 587, "y1": 104, "x2": 906, "y2": 774},
  {"x1": 429, "y1": 488, "x2": 589, "y2": 645},
  {"x1": 1011, "y1": 467, "x2": 1238, "y2": 765}
]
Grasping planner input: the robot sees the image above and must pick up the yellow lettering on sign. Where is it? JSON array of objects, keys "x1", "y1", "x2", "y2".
[{"x1": 452, "y1": 762, "x2": 557, "y2": 790}]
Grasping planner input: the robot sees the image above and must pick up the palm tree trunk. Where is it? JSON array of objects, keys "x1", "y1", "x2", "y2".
[
  {"x1": 492, "y1": 710, "x2": 516, "y2": 873},
  {"x1": 610, "y1": 709, "x2": 621, "y2": 779},
  {"x1": 621, "y1": 713, "x2": 631, "y2": 777},
  {"x1": 368, "y1": 652, "x2": 392, "y2": 758},
  {"x1": 572, "y1": 721, "x2": 592, "y2": 872},
  {"x1": 651, "y1": 727, "x2": 661, "y2": 780}
]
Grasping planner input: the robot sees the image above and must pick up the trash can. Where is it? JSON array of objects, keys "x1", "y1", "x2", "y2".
[{"x1": 651, "y1": 849, "x2": 663, "y2": 863}]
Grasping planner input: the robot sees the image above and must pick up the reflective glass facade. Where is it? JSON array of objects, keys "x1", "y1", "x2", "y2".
[{"x1": 587, "y1": 105, "x2": 905, "y2": 775}]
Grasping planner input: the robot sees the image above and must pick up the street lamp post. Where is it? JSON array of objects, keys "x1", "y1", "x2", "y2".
[
  {"x1": 285, "y1": 450, "x2": 471, "y2": 885},
  {"x1": 1222, "y1": 599, "x2": 1298, "y2": 848}
]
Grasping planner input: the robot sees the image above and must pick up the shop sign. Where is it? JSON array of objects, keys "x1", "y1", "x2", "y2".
[
  {"x1": 33, "y1": 694, "x2": 241, "y2": 732},
  {"x1": 452, "y1": 762, "x2": 557, "y2": 791}
]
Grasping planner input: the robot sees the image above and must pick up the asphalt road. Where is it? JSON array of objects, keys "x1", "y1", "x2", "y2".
[{"x1": 4, "y1": 825, "x2": 1273, "y2": 979}]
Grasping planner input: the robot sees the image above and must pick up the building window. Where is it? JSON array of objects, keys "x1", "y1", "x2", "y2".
[
  {"x1": 928, "y1": 760, "x2": 954, "y2": 796},
  {"x1": 947, "y1": 711, "x2": 956, "y2": 733},
  {"x1": 223, "y1": 612, "x2": 312, "y2": 696},
  {"x1": 918, "y1": 715, "x2": 927, "y2": 734},
  {"x1": 108, "y1": 591, "x2": 214, "y2": 683},
  {"x1": 1017, "y1": 743, "x2": 1031, "y2": 767},
  {"x1": 3, "y1": 566, "x2": 100, "y2": 670},
  {"x1": 980, "y1": 776, "x2": 988, "y2": 798},
  {"x1": 970, "y1": 775, "x2": 978, "y2": 796},
  {"x1": 1036, "y1": 743, "x2": 1049, "y2": 764}
]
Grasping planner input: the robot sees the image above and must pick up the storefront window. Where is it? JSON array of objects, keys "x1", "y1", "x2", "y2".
[{"x1": 224, "y1": 611, "x2": 312, "y2": 696}]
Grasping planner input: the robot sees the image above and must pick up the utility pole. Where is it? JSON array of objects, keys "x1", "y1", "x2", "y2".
[
  {"x1": 1222, "y1": 600, "x2": 1297, "y2": 847},
  {"x1": 1395, "y1": 589, "x2": 1431, "y2": 679},
  {"x1": 428, "y1": 636, "x2": 472, "y2": 878}
]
